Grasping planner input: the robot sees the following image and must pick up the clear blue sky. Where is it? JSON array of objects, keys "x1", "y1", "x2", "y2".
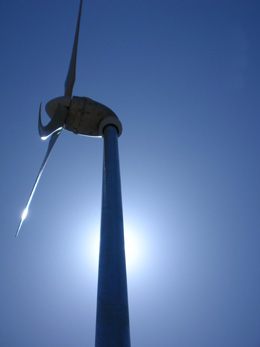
[{"x1": 1, "y1": 0, "x2": 260, "y2": 346}]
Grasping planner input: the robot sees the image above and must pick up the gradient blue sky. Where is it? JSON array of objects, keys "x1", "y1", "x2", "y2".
[{"x1": 1, "y1": 0, "x2": 260, "y2": 346}]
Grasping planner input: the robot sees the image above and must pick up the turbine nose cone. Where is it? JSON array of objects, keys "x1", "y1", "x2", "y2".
[{"x1": 45, "y1": 96, "x2": 71, "y2": 118}]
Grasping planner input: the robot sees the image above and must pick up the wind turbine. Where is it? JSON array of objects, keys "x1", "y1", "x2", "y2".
[{"x1": 16, "y1": 1, "x2": 131, "y2": 346}]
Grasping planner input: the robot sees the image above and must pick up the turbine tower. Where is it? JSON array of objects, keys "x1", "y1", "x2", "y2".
[{"x1": 16, "y1": 1, "x2": 131, "y2": 346}]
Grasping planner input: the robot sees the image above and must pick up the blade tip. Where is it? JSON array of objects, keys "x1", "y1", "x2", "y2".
[{"x1": 15, "y1": 220, "x2": 23, "y2": 238}]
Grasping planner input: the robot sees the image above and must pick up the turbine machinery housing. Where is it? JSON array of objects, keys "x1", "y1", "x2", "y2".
[{"x1": 45, "y1": 96, "x2": 122, "y2": 137}]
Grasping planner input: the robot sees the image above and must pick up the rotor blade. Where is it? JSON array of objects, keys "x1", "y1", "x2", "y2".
[
  {"x1": 38, "y1": 103, "x2": 67, "y2": 139},
  {"x1": 16, "y1": 131, "x2": 61, "y2": 237},
  {"x1": 64, "y1": 0, "x2": 83, "y2": 97}
]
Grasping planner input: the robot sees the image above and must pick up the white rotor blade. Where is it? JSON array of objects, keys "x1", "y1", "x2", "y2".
[
  {"x1": 38, "y1": 103, "x2": 67, "y2": 139},
  {"x1": 64, "y1": 0, "x2": 83, "y2": 97},
  {"x1": 16, "y1": 131, "x2": 61, "y2": 237}
]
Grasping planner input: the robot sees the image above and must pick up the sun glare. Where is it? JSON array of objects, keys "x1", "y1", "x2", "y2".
[
  {"x1": 124, "y1": 224, "x2": 143, "y2": 271},
  {"x1": 21, "y1": 207, "x2": 29, "y2": 221},
  {"x1": 83, "y1": 220, "x2": 145, "y2": 275}
]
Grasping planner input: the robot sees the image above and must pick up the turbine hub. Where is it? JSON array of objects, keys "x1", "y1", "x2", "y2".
[{"x1": 45, "y1": 96, "x2": 71, "y2": 117}]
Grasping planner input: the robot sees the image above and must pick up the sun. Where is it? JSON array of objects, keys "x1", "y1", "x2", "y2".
[
  {"x1": 124, "y1": 222, "x2": 143, "y2": 271},
  {"x1": 83, "y1": 219, "x2": 145, "y2": 275}
]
